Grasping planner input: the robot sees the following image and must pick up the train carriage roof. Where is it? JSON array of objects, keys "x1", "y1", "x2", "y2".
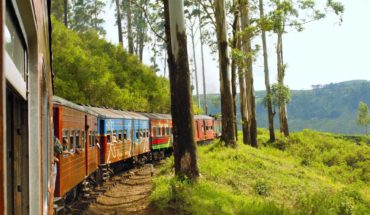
[
  {"x1": 109, "y1": 109, "x2": 146, "y2": 120},
  {"x1": 141, "y1": 113, "x2": 172, "y2": 120},
  {"x1": 117, "y1": 110, "x2": 149, "y2": 120},
  {"x1": 194, "y1": 115, "x2": 214, "y2": 120},
  {"x1": 53, "y1": 96, "x2": 87, "y2": 113},
  {"x1": 83, "y1": 106, "x2": 124, "y2": 119}
]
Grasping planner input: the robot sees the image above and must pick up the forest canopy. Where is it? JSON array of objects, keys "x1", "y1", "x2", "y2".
[{"x1": 52, "y1": 17, "x2": 170, "y2": 113}]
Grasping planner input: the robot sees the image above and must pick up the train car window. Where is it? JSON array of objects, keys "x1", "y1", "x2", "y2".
[
  {"x1": 123, "y1": 130, "x2": 127, "y2": 140},
  {"x1": 107, "y1": 130, "x2": 111, "y2": 143},
  {"x1": 157, "y1": 127, "x2": 161, "y2": 137},
  {"x1": 76, "y1": 130, "x2": 81, "y2": 148},
  {"x1": 62, "y1": 129, "x2": 69, "y2": 150},
  {"x1": 89, "y1": 131, "x2": 94, "y2": 147},
  {"x1": 162, "y1": 127, "x2": 165, "y2": 136},
  {"x1": 5, "y1": 10, "x2": 27, "y2": 80},
  {"x1": 153, "y1": 127, "x2": 156, "y2": 137},
  {"x1": 166, "y1": 127, "x2": 170, "y2": 136},
  {"x1": 118, "y1": 130, "x2": 123, "y2": 141},
  {"x1": 82, "y1": 131, "x2": 86, "y2": 148},
  {"x1": 113, "y1": 130, "x2": 117, "y2": 143},
  {"x1": 136, "y1": 131, "x2": 139, "y2": 139},
  {"x1": 70, "y1": 130, "x2": 75, "y2": 152}
]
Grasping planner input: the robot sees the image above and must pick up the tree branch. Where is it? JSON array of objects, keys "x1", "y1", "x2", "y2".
[
  {"x1": 197, "y1": 0, "x2": 216, "y2": 29},
  {"x1": 132, "y1": 1, "x2": 167, "y2": 42}
]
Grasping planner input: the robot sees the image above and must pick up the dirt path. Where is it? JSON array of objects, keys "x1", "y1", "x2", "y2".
[{"x1": 87, "y1": 164, "x2": 155, "y2": 215}]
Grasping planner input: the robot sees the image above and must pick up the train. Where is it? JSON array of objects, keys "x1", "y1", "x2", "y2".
[
  {"x1": 1, "y1": 0, "x2": 54, "y2": 214},
  {"x1": 0, "y1": 0, "x2": 221, "y2": 214},
  {"x1": 52, "y1": 96, "x2": 220, "y2": 204}
]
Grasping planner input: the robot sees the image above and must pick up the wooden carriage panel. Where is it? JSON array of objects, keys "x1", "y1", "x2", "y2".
[
  {"x1": 87, "y1": 147, "x2": 99, "y2": 176},
  {"x1": 54, "y1": 105, "x2": 87, "y2": 197},
  {"x1": 61, "y1": 108, "x2": 85, "y2": 129},
  {"x1": 56, "y1": 153, "x2": 86, "y2": 197}
]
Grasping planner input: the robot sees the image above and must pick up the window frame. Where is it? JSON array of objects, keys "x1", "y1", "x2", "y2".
[
  {"x1": 70, "y1": 130, "x2": 75, "y2": 152},
  {"x1": 62, "y1": 129, "x2": 69, "y2": 150},
  {"x1": 4, "y1": 7, "x2": 28, "y2": 99}
]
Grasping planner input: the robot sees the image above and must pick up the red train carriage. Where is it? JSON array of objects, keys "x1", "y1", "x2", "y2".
[
  {"x1": 194, "y1": 115, "x2": 215, "y2": 142},
  {"x1": 141, "y1": 113, "x2": 173, "y2": 160},
  {"x1": 53, "y1": 96, "x2": 98, "y2": 197},
  {"x1": 1, "y1": 0, "x2": 54, "y2": 214}
]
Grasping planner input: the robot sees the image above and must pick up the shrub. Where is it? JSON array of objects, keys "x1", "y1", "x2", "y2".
[{"x1": 254, "y1": 179, "x2": 270, "y2": 196}]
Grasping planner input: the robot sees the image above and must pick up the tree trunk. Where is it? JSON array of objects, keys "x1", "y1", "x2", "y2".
[
  {"x1": 198, "y1": 4, "x2": 208, "y2": 114},
  {"x1": 163, "y1": 0, "x2": 199, "y2": 180},
  {"x1": 115, "y1": 0, "x2": 123, "y2": 46},
  {"x1": 235, "y1": 0, "x2": 250, "y2": 145},
  {"x1": 259, "y1": 0, "x2": 275, "y2": 142},
  {"x1": 164, "y1": 51, "x2": 167, "y2": 77},
  {"x1": 231, "y1": 1, "x2": 239, "y2": 140},
  {"x1": 240, "y1": 0, "x2": 257, "y2": 147},
  {"x1": 277, "y1": 31, "x2": 289, "y2": 137},
  {"x1": 215, "y1": 0, "x2": 236, "y2": 147},
  {"x1": 190, "y1": 27, "x2": 200, "y2": 108},
  {"x1": 127, "y1": 0, "x2": 134, "y2": 54},
  {"x1": 64, "y1": 0, "x2": 68, "y2": 27},
  {"x1": 139, "y1": 26, "x2": 144, "y2": 61},
  {"x1": 236, "y1": 1, "x2": 250, "y2": 145}
]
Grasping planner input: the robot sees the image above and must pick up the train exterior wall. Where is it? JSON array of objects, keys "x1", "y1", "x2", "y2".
[
  {"x1": 54, "y1": 104, "x2": 87, "y2": 197},
  {"x1": 86, "y1": 114, "x2": 99, "y2": 176},
  {"x1": 1, "y1": 0, "x2": 53, "y2": 214},
  {"x1": 150, "y1": 119, "x2": 172, "y2": 150},
  {"x1": 100, "y1": 118, "x2": 133, "y2": 164}
]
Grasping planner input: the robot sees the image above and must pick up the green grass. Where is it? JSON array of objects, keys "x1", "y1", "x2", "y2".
[{"x1": 149, "y1": 129, "x2": 370, "y2": 215}]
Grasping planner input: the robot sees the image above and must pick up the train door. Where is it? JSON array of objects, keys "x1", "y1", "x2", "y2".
[
  {"x1": 4, "y1": 2, "x2": 30, "y2": 213},
  {"x1": 6, "y1": 88, "x2": 29, "y2": 215},
  {"x1": 99, "y1": 119, "x2": 105, "y2": 164}
]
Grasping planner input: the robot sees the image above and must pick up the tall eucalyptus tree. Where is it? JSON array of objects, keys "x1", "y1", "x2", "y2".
[
  {"x1": 259, "y1": 0, "x2": 275, "y2": 142},
  {"x1": 240, "y1": 0, "x2": 257, "y2": 147},
  {"x1": 215, "y1": 0, "x2": 236, "y2": 147},
  {"x1": 163, "y1": 0, "x2": 199, "y2": 180}
]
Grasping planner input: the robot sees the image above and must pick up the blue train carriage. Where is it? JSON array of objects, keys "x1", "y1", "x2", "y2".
[
  {"x1": 115, "y1": 110, "x2": 151, "y2": 161},
  {"x1": 84, "y1": 106, "x2": 133, "y2": 165}
]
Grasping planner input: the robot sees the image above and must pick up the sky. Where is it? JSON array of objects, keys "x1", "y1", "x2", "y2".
[{"x1": 103, "y1": 0, "x2": 370, "y2": 93}]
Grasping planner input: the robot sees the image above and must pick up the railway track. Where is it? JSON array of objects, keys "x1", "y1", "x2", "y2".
[{"x1": 61, "y1": 163, "x2": 155, "y2": 215}]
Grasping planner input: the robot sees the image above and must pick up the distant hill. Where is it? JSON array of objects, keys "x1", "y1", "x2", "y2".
[{"x1": 197, "y1": 80, "x2": 370, "y2": 134}]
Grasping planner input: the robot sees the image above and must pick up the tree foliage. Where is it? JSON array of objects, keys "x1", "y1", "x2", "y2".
[
  {"x1": 52, "y1": 17, "x2": 170, "y2": 113},
  {"x1": 357, "y1": 101, "x2": 370, "y2": 135},
  {"x1": 70, "y1": 0, "x2": 106, "y2": 35}
]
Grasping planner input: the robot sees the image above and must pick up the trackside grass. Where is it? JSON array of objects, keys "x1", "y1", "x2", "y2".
[{"x1": 149, "y1": 129, "x2": 370, "y2": 215}]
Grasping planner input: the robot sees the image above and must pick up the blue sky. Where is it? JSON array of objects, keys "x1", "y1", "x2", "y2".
[{"x1": 103, "y1": 0, "x2": 370, "y2": 93}]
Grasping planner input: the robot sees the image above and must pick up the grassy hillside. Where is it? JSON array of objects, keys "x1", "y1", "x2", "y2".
[
  {"x1": 150, "y1": 130, "x2": 370, "y2": 214},
  {"x1": 201, "y1": 80, "x2": 370, "y2": 134}
]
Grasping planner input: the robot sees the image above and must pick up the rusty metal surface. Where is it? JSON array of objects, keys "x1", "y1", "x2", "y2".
[
  {"x1": 83, "y1": 106, "x2": 124, "y2": 119},
  {"x1": 53, "y1": 96, "x2": 86, "y2": 113},
  {"x1": 141, "y1": 113, "x2": 172, "y2": 120}
]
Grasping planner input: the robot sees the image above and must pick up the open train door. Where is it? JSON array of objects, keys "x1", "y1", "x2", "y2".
[
  {"x1": 6, "y1": 88, "x2": 29, "y2": 214},
  {"x1": 4, "y1": 3, "x2": 31, "y2": 213}
]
